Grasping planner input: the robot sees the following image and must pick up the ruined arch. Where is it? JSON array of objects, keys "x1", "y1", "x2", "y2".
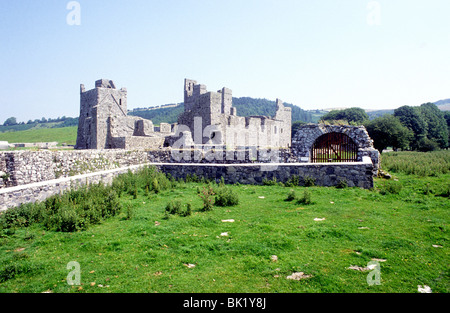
[{"x1": 291, "y1": 124, "x2": 379, "y2": 168}]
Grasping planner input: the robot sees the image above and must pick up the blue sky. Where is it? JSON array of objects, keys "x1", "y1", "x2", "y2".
[{"x1": 1, "y1": 0, "x2": 449, "y2": 123}]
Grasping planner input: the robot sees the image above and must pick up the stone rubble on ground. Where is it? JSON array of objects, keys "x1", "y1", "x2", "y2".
[{"x1": 286, "y1": 272, "x2": 313, "y2": 280}]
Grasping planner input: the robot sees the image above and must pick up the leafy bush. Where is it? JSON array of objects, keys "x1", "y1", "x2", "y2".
[
  {"x1": 125, "y1": 204, "x2": 134, "y2": 220},
  {"x1": 436, "y1": 184, "x2": 450, "y2": 198},
  {"x1": 417, "y1": 137, "x2": 439, "y2": 152},
  {"x1": 379, "y1": 181, "x2": 403, "y2": 195},
  {"x1": 0, "y1": 166, "x2": 178, "y2": 233},
  {"x1": 303, "y1": 176, "x2": 316, "y2": 187},
  {"x1": 152, "y1": 177, "x2": 160, "y2": 194},
  {"x1": 285, "y1": 190, "x2": 297, "y2": 201},
  {"x1": 336, "y1": 179, "x2": 348, "y2": 189},
  {"x1": 0, "y1": 203, "x2": 41, "y2": 229},
  {"x1": 165, "y1": 200, "x2": 182, "y2": 215},
  {"x1": 263, "y1": 176, "x2": 279, "y2": 186},
  {"x1": 181, "y1": 203, "x2": 192, "y2": 217},
  {"x1": 165, "y1": 201, "x2": 192, "y2": 217},
  {"x1": 113, "y1": 166, "x2": 173, "y2": 197},
  {"x1": 198, "y1": 185, "x2": 215, "y2": 212},
  {"x1": 214, "y1": 187, "x2": 239, "y2": 207},
  {"x1": 0, "y1": 181, "x2": 123, "y2": 232},
  {"x1": 285, "y1": 175, "x2": 300, "y2": 187},
  {"x1": 297, "y1": 190, "x2": 313, "y2": 205}
]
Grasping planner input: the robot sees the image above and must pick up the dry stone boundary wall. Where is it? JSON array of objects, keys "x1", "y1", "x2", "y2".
[
  {"x1": 0, "y1": 149, "x2": 298, "y2": 189},
  {"x1": 0, "y1": 147, "x2": 375, "y2": 211}
]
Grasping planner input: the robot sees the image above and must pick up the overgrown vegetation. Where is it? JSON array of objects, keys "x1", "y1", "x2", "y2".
[
  {"x1": 381, "y1": 150, "x2": 450, "y2": 177},
  {"x1": 0, "y1": 183, "x2": 122, "y2": 232}
]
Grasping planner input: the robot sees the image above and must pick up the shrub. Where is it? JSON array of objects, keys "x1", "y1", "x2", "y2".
[
  {"x1": 297, "y1": 190, "x2": 313, "y2": 205},
  {"x1": 125, "y1": 204, "x2": 134, "y2": 220},
  {"x1": 436, "y1": 184, "x2": 450, "y2": 198},
  {"x1": 199, "y1": 185, "x2": 215, "y2": 212},
  {"x1": 165, "y1": 200, "x2": 182, "y2": 215},
  {"x1": 336, "y1": 179, "x2": 348, "y2": 189},
  {"x1": 379, "y1": 181, "x2": 402, "y2": 195},
  {"x1": 285, "y1": 175, "x2": 300, "y2": 187},
  {"x1": 417, "y1": 138, "x2": 439, "y2": 152},
  {"x1": 214, "y1": 187, "x2": 239, "y2": 207},
  {"x1": 164, "y1": 201, "x2": 192, "y2": 217},
  {"x1": 103, "y1": 189, "x2": 122, "y2": 217},
  {"x1": 0, "y1": 203, "x2": 40, "y2": 229},
  {"x1": 152, "y1": 177, "x2": 160, "y2": 194},
  {"x1": 1, "y1": 166, "x2": 178, "y2": 233},
  {"x1": 181, "y1": 203, "x2": 192, "y2": 217},
  {"x1": 263, "y1": 176, "x2": 279, "y2": 186},
  {"x1": 57, "y1": 206, "x2": 81, "y2": 232},
  {"x1": 303, "y1": 176, "x2": 316, "y2": 187},
  {"x1": 285, "y1": 190, "x2": 297, "y2": 201}
]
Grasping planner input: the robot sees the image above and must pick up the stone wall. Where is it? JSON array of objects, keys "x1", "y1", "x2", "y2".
[
  {"x1": 0, "y1": 150, "x2": 148, "y2": 188},
  {"x1": 147, "y1": 148, "x2": 297, "y2": 164},
  {"x1": 0, "y1": 163, "x2": 152, "y2": 212},
  {"x1": 0, "y1": 157, "x2": 374, "y2": 211},
  {"x1": 158, "y1": 157, "x2": 374, "y2": 189},
  {"x1": 0, "y1": 148, "x2": 299, "y2": 189}
]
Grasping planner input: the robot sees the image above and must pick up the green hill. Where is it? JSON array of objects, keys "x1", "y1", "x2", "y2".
[
  {"x1": 129, "y1": 97, "x2": 313, "y2": 123},
  {"x1": 128, "y1": 104, "x2": 184, "y2": 125},
  {"x1": 0, "y1": 126, "x2": 77, "y2": 146}
]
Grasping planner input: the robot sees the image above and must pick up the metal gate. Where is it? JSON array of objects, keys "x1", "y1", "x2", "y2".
[{"x1": 311, "y1": 132, "x2": 358, "y2": 163}]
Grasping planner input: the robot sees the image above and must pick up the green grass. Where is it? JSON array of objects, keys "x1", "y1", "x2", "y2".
[
  {"x1": 0, "y1": 160, "x2": 448, "y2": 293},
  {"x1": 0, "y1": 126, "x2": 77, "y2": 146}
]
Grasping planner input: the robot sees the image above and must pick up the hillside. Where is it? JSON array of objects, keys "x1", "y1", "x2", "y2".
[
  {"x1": 366, "y1": 109, "x2": 395, "y2": 120},
  {"x1": 0, "y1": 126, "x2": 77, "y2": 146},
  {"x1": 365, "y1": 98, "x2": 450, "y2": 120},
  {"x1": 434, "y1": 98, "x2": 450, "y2": 108},
  {"x1": 129, "y1": 97, "x2": 313, "y2": 124}
]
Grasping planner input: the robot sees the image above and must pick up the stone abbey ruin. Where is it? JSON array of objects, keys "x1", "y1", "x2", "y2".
[
  {"x1": 75, "y1": 78, "x2": 292, "y2": 150},
  {"x1": 0, "y1": 78, "x2": 380, "y2": 211}
]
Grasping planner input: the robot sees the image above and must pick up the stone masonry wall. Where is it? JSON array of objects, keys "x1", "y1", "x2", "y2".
[
  {"x1": 0, "y1": 148, "x2": 299, "y2": 189},
  {"x1": 158, "y1": 157, "x2": 374, "y2": 189},
  {"x1": 0, "y1": 150, "x2": 148, "y2": 188},
  {"x1": 0, "y1": 163, "x2": 152, "y2": 212},
  {"x1": 0, "y1": 157, "x2": 374, "y2": 211}
]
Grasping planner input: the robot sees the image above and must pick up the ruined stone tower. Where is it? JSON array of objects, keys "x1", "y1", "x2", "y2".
[
  {"x1": 176, "y1": 79, "x2": 292, "y2": 148},
  {"x1": 76, "y1": 79, "x2": 128, "y2": 149},
  {"x1": 76, "y1": 79, "x2": 171, "y2": 150}
]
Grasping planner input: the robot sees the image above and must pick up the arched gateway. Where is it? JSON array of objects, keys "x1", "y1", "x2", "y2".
[
  {"x1": 311, "y1": 132, "x2": 358, "y2": 163},
  {"x1": 291, "y1": 124, "x2": 380, "y2": 174}
]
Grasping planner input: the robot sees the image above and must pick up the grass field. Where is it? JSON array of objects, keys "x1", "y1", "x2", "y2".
[
  {"x1": 0, "y1": 151, "x2": 448, "y2": 293},
  {"x1": 0, "y1": 126, "x2": 77, "y2": 146}
]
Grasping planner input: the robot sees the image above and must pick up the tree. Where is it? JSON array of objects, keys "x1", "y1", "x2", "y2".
[
  {"x1": 444, "y1": 111, "x2": 450, "y2": 149},
  {"x1": 394, "y1": 105, "x2": 427, "y2": 150},
  {"x1": 321, "y1": 107, "x2": 369, "y2": 125},
  {"x1": 365, "y1": 114, "x2": 413, "y2": 153},
  {"x1": 291, "y1": 121, "x2": 306, "y2": 135},
  {"x1": 3, "y1": 117, "x2": 17, "y2": 126},
  {"x1": 419, "y1": 103, "x2": 448, "y2": 149}
]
